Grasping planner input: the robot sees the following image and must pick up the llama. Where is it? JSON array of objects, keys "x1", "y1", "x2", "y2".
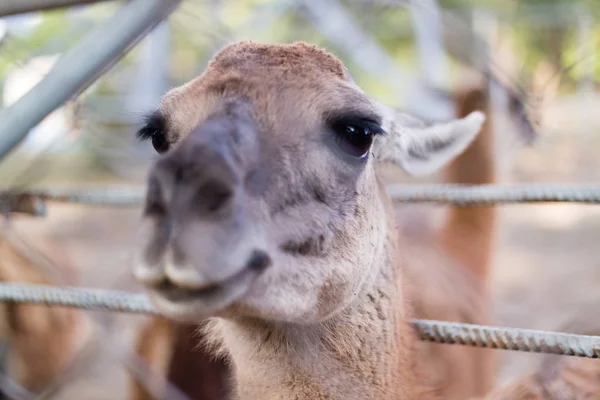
[
  {"x1": 131, "y1": 40, "x2": 494, "y2": 399},
  {"x1": 129, "y1": 81, "x2": 497, "y2": 400},
  {"x1": 131, "y1": 41, "x2": 598, "y2": 399}
]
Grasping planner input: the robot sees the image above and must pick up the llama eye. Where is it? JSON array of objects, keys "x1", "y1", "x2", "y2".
[
  {"x1": 152, "y1": 134, "x2": 170, "y2": 154},
  {"x1": 337, "y1": 125, "x2": 373, "y2": 158},
  {"x1": 331, "y1": 121, "x2": 380, "y2": 159},
  {"x1": 136, "y1": 112, "x2": 170, "y2": 154}
]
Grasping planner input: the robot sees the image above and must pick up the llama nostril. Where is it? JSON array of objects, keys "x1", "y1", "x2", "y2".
[
  {"x1": 246, "y1": 250, "x2": 272, "y2": 273},
  {"x1": 197, "y1": 179, "x2": 235, "y2": 214}
]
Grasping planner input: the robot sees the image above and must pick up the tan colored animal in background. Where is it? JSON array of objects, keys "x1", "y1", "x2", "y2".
[
  {"x1": 481, "y1": 311, "x2": 600, "y2": 400},
  {"x1": 0, "y1": 231, "x2": 91, "y2": 394},
  {"x1": 131, "y1": 40, "x2": 496, "y2": 399},
  {"x1": 481, "y1": 356, "x2": 600, "y2": 400},
  {"x1": 399, "y1": 85, "x2": 498, "y2": 398}
]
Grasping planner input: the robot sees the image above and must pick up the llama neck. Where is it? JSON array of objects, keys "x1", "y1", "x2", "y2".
[{"x1": 213, "y1": 242, "x2": 422, "y2": 400}]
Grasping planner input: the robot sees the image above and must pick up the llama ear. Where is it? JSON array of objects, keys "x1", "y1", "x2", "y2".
[{"x1": 372, "y1": 103, "x2": 485, "y2": 176}]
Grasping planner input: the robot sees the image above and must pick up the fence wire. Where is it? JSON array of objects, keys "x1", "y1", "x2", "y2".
[
  {"x1": 0, "y1": 282, "x2": 598, "y2": 359},
  {"x1": 4, "y1": 183, "x2": 600, "y2": 218}
]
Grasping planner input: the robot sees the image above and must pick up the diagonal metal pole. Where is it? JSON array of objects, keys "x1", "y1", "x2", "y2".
[
  {"x1": 300, "y1": 0, "x2": 415, "y2": 104},
  {"x1": 0, "y1": 0, "x2": 115, "y2": 17},
  {"x1": 0, "y1": 0, "x2": 183, "y2": 161}
]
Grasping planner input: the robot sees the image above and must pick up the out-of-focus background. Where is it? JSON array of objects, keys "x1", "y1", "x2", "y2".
[{"x1": 0, "y1": 0, "x2": 599, "y2": 398}]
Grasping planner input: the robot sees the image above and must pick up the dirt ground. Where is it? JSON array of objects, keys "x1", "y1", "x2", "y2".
[{"x1": 3, "y1": 94, "x2": 600, "y2": 399}]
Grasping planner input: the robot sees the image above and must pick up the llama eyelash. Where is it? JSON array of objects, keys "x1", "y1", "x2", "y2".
[
  {"x1": 136, "y1": 111, "x2": 167, "y2": 141},
  {"x1": 328, "y1": 114, "x2": 387, "y2": 137}
]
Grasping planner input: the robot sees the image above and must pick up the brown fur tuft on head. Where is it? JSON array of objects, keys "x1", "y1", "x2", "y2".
[{"x1": 209, "y1": 41, "x2": 348, "y2": 80}]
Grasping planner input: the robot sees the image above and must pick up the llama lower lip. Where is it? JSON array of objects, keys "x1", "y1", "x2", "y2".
[
  {"x1": 153, "y1": 265, "x2": 251, "y2": 302},
  {"x1": 151, "y1": 250, "x2": 272, "y2": 304},
  {"x1": 148, "y1": 259, "x2": 268, "y2": 321},
  {"x1": 154, "y1": 280, "x2": 220, "y2": 302}
]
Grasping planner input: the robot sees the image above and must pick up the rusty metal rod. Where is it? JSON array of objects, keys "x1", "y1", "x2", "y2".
[{"x1": 0, "y1": 282, "x2": 598, "y2": 358}]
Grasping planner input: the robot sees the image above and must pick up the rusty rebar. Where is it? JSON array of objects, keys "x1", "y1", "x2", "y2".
[{"x1": 0, "y1": 282, "x2": 599, "y2": 358}]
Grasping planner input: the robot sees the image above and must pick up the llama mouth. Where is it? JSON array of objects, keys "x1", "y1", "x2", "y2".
[
  {"x1": 147, "y1": 250, "x2": 271, "y2": 319},
  {"x1": 154, "y1": 279, "x2": 223, "y2": 302}
]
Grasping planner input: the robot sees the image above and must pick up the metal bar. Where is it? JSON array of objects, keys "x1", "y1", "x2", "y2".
[
  {"x1": 12, "y1": 186, "x2": 146, "y2": 207},
  {"x1": 0, "y1": 282, "x2": 599, "y2": 358},
  {"x1": 385, "y1": 183, "x2": 600, "y2": 205},
  {"x1": 4, "y1": 183, "x2": 600, "y2": 213},
  {"x1": 0, "y1": 282, "x2": 155, "y2": 314},
  {"x1": 0, "y1": 0, "x2": 183, "y2": 161},
  {"x1": 0, "y1": 0, "x2": 115, "y2": 17},
  {"x1": 409, "y1": 0, "x2": 450, "y2": 87},
  {"x1": 413, "y1": 319, "x2": 600, "y2": 358},
  {"x1": 300, "y1": 0, "x2": 416, "y2": 109}
]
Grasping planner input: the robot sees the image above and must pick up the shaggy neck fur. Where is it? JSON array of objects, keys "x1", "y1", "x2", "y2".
[{"x1": 208, "y1": 192, "x2": 425, "y2": 400}]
